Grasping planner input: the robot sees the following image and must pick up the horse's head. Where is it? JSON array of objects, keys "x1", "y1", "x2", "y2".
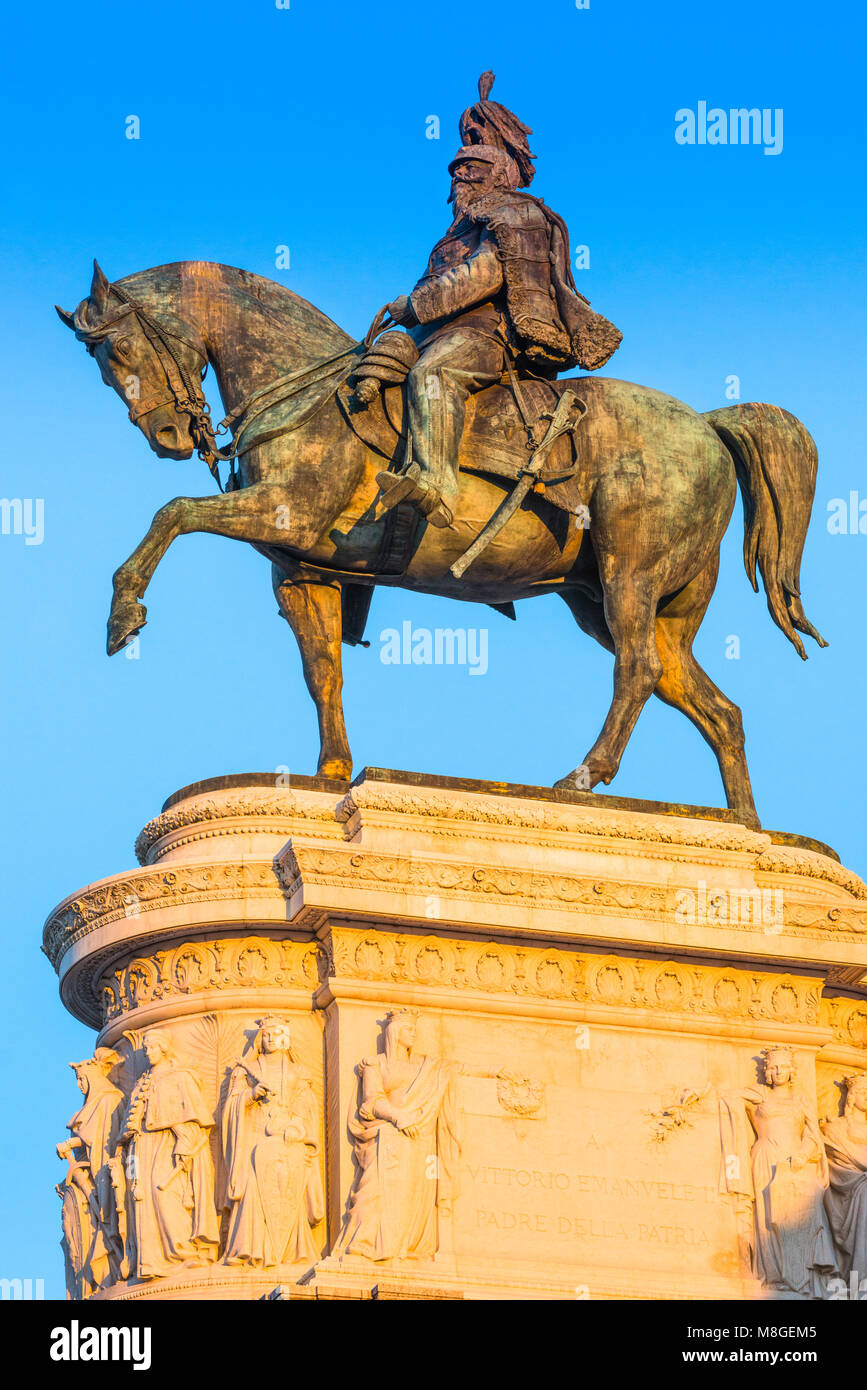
[{"x1": 56, "y1": 261, "x2": 210, "y2": 461}]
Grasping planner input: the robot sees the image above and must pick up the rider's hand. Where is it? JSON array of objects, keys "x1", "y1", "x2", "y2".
[{"x1": 386, "y1": 295, "x2": 417, "y2": 327}]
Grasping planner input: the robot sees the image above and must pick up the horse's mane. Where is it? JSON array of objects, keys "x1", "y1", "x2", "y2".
[{"x1": 114, "y1": 261, "x2": 354, "y2": 369}]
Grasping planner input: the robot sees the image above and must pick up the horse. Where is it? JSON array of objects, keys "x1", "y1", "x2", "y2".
[{"x1": 56, "y1": 259, "x2": 827, "y2": 827}]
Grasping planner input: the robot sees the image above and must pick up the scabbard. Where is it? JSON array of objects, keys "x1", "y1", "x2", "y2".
[{"x1": 450, "y1": 472, "x2": 535, "y2": 579}]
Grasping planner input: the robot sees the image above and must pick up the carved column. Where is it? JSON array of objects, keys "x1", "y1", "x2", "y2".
[{"x1": 45, "y1": 771, "x2": 867, "y2": 1300}]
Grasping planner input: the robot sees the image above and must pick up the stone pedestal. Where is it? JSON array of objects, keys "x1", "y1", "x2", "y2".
[{"x1": 45, "y1": 771, "x2": 867, "y2": 1301}]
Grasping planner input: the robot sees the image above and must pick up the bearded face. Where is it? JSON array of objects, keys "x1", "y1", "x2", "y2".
[{"x1": 449, "y1": 159, "x2": 501, "y2": 216}]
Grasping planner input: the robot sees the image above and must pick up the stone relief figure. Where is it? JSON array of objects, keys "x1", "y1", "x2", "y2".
[
  {"x1": 821, "y1": 1073, "x2": 867, "y2": 1285},
  {"x1": 336, "y1": 1009, "x2": 461, "y2": 1261},
  {"x1": 221, "y1": 1016, "x2": 324, "y2": 1268},
  {"x1": 56, "y1": 1048, "x2": 125, "y2": 1297},
  {"x1": 119, "y1": 1028, "x2": 219, "y2": 1279},
  {"x1": 719, "y1": 1047, "x2": 837, "y2": 1298}
]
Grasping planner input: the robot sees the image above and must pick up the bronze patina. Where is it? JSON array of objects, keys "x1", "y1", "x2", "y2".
[{"x1": 56, "y1": 76, "x2": 826, "y2": 827}]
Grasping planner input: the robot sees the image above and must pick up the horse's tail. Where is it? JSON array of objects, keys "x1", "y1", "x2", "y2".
[{"x1": 703, "y1": 402, "x2": 828, "y2": 659}]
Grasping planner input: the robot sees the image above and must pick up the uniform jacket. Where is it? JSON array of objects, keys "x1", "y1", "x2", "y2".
[{"x1": 409, "y1": 191, "x2": 621, "y2": 372}]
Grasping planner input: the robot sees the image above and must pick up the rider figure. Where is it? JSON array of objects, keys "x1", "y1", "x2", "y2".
[{"x1": 376, "y1": 74, "x2": 621, "y2": 529}]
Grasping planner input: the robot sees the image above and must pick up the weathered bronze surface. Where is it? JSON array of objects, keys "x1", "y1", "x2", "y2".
[{"x1": 56, "y1": 77, "x2": 826, "y2": 827}]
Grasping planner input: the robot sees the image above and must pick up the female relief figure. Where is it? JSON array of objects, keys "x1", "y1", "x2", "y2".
[
  {"x1": 336, "y1": 1009, "x2": 460, "y2": 1261},
  {"x1": 56, "y1": 1048, "x2": 125, "y2": 1296},
  {"x1": 719, "y1": 1047, "x2": 836, "y2": 1297},
  {"x1": 222, "y1": 1016, "x2": 323, "y2": 1268},
  {"x1": 821, "y1": 1073, "x2": 867, "y2": 1285},
  {"x1": 120, "y1": 1028, "x2": 219, "y2": 1279}
]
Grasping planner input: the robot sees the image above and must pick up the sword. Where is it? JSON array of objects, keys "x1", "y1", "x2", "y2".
[
  {"x1": 156, "y1": 1136, "x2": 210, "y2": 1192},
  {"x1": 450, "y1": 389, "x2": 586, "y2": 580}
]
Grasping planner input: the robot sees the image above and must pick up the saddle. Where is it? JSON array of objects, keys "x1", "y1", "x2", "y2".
[{"x1": 336, "y1": 362, "x2": 590, "y2": 521}]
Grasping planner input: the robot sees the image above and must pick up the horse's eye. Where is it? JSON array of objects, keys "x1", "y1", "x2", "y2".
[{"x1": 115, "y1": 336, "x2": 132, "y2": 358}]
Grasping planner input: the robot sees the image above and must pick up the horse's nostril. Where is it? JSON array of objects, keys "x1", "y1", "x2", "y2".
[{"x1": 155, "y1": 425, "x2": 179, "y2": 448}]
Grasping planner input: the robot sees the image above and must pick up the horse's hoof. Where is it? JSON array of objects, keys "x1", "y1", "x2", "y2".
[
  {"x1": 107, "y1": 600, "x2": 148, "y2": 655},
  {"x1": 554, "y1": 765, "x2": 594, "y2": 792},
  {"x1": 317, "y1": 758, "x2": 352, "y2": 781}
]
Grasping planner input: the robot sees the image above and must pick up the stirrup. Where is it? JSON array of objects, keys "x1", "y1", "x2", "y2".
[{"x1": 375, "y1": 470, "x2": 417, "y2": 511}]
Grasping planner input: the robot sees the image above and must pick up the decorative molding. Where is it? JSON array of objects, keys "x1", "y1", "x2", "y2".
[
  {"x1": 135, "y1": 790, "x2": 341, "y2": 864},
  {"x1": 43, "y1": 863, "x2": 286, "y2": 969},
  {"x1": 44, "y1": 846, "x2": 867, "y2": 994},
  {"x1": 755, "y1": 844, "x2": 867, "y2": 901},
  {"x1": 821, "y1": 997, "x2": 867, "y2": 1050},
  {"x1": 279, "y1": 844, "x2": 671, "y2": 915},
  {"x1": 337, "y1": 785, "x2": 867, "y2": 902},
  {"x1": 100, "y1": 936, "x2": 325, "y2": 1022},
  {"x1": 278, "y1": 844, "x2": 867, "y2": 944},
  {"x1": 337, "y1": 784, "x2": 769, "y2": 851},
  {"x1": 327, "y1": 925, "x2": 825, "y2": 1027}
]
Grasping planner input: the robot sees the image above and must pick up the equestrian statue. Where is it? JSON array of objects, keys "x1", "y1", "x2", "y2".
[{"x1": 56, "y1": 73, "x2": 826, "y2": 828}]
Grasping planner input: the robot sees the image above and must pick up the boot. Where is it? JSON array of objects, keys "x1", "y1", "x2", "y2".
[{"x1": 375, "y1": 464, "x2": 454, "y2": 528}]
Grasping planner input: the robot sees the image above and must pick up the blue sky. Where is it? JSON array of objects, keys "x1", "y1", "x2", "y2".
[{"x1": 0, "y1": 0, "x2": 864, "y2": 1295}]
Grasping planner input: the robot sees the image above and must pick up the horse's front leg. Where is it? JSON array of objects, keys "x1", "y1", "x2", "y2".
[
  {"x1": 107, "y1": 500, "x2": 183, "y2": 654},
  {"x1": 107, "y1": 485, "x2": 314, "y2": 655},
  {"x1": 273, "y1": 568, "x2": 352, "y2": 780}
]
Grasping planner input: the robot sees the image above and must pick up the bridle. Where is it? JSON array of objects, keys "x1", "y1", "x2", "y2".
[{"x1": 76, "y1": 280, "x2": 229, "y2": 488}]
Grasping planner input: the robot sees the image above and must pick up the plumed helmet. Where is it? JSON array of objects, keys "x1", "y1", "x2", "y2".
[{"x1": 458, "y1": 71, "x2": 536, "y2": 188}]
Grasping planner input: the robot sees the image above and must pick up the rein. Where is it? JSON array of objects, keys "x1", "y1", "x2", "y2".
[
  {"x1": 211, "y1": 302, "x2": 395, "y2": 485},
  {"x1": 84, "y1": 282, "x2": 395, "y2": 493}
]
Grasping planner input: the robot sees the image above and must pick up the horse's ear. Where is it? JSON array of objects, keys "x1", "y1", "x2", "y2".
[
  {"x1": 55, "y1": 304, "x2": 76, "y2": 329},
  {"x1": 90, "y1": 259, "x2": 111, "y2": 315}
]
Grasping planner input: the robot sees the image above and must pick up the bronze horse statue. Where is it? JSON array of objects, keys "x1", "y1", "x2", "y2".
[{"x1": 57, "y1": 260, "x2": 826, "y2": 827}]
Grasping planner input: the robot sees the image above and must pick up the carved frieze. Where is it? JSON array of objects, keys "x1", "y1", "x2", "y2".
[
  {"x1": 337, "y1": 784, "x2": 867, "y2": 902},
  {"x1": 277, "y1": 843, "x2": 867, "y2": 946},
  {"x1": 43, "y1": 863, "x2": 287, "y2": 970},
  {"x1": 57, "y1": 1011, "x2": 326, "y2": 1296},
  {"x1": 821, "y1": 997, "x2": 867, "y2": 1050},
  {"x1": 327, "y1": 926, "x2": 823, "y2": 1026},
  {"x1": 101, "y1": 937, "x2": 324, "y2": 1023}
]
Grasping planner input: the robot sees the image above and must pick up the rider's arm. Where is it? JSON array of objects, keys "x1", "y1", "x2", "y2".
[{"x1": 410, "y1": 232, "x2": 503, "y2": 324}]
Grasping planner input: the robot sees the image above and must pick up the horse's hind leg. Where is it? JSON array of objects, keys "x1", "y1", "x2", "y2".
[
  {"x1": 273, "y1": 566, "x2": 352, "y2": 780},
  {"x1": 652, "y1": 555, "x2": 758, "y2": 826},
  {"x1": 555, "y1": 568, "x2": 663, "y2": 792}
]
